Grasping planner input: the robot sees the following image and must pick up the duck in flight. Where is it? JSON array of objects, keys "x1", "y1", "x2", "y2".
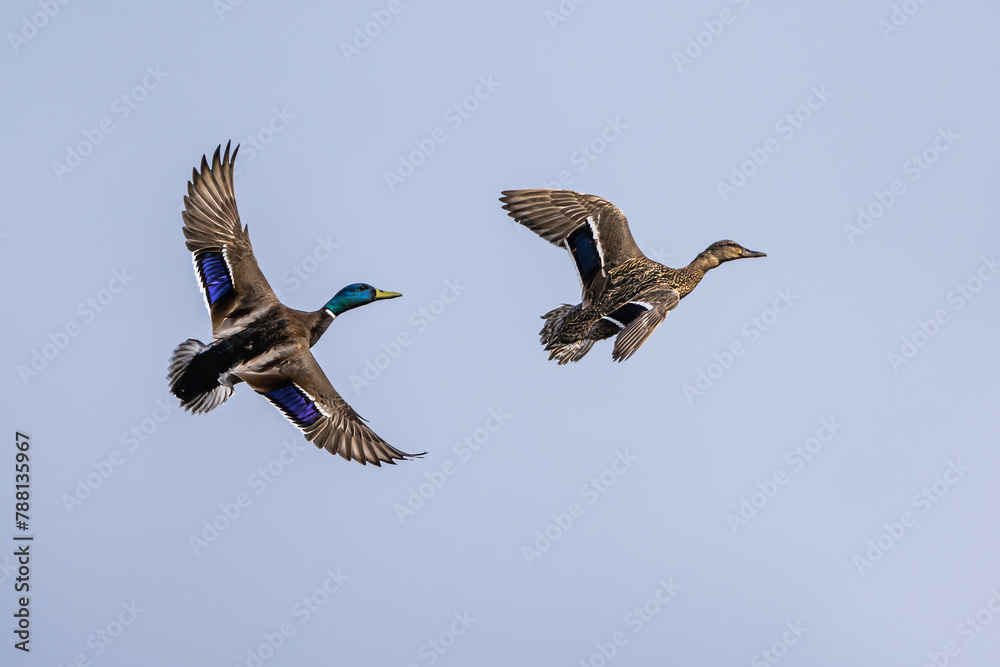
[
  {"x1": 499, "y1": 189, "x2": 766, "y2": 363},
  {"x1": 168, "y1": 142, "x2": 423, "y2": 465}
]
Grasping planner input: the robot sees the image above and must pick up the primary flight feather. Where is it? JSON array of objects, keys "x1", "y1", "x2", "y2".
[
  {"x1": 168, "y1": 143, "x2": 423, "y2": 466},
  {"x1": 499, "y1": 189, "x2": 766, "y2": 363}
]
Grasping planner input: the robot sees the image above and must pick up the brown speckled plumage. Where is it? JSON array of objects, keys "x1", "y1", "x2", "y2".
[{"x1": 499, "y1": 189, "x2": 766, "y2": 363}]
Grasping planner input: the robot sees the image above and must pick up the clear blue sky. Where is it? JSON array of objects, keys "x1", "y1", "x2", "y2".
[{"x1": 3, "y1": 1, "x2": 999, "y2": 665}]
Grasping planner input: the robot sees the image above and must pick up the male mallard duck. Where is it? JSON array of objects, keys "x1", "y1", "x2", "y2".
[
  {"x1": 499, "y1": 189, "x2": 766, "y2": 363},
  {"x1": 168, "y1": 143, "x2": 423, "y2": 466}
]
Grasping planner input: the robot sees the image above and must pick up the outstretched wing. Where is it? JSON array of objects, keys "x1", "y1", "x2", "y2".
[
  {"x1": 499, "y1": 189, "x2": 646, "y2": 308},
  {"x1": 241, "y1": 352, "x2": 424, "y2": 466},
  {"x1": 607, "y1": 287, "x2": 680, "y2": 362},
  {"x1": 181, "y1": 142, "x2": 279, "y2": 334}
]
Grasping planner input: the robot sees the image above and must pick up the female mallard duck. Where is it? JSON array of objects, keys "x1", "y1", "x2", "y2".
[
  {"x1": 168, "y1": 143, "x2": 423, "y2": 466},
  {"x1": 499, "y1": 189, "x2": 766, "y2": 364}
]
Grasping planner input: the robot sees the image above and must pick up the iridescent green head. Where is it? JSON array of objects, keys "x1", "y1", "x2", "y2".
[{"x1": 324, "y1": 283, "x2": 402, "y2": 316}]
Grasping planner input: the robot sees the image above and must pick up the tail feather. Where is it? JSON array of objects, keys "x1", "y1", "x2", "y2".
[
  {"x1": 539, "y1": 305, "x2": 577, "y2": 345},
  {"x1": 168, "y1": 338, "x2": 234, "y2": 413},
  {"x1": 539, "y1": 304, "x2": 594, "y2": 364},
  {"x1": 546, "y1": 339, "x2": 594, "y2": 364}
]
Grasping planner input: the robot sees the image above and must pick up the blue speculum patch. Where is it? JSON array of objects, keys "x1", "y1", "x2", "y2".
[
  {"x1": 265, "y1": 385, "x2": 321, "y2": 426},
  {"x1": 197, "y1": 251, "x2": 234, "y2": 304},
  {"x1": 567, "y1": 227, "x2": 601, "y2": 285}
]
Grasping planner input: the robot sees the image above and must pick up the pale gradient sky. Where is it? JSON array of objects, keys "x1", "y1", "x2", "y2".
[{"x1": 3, "y1": 1, "x2": 1000, "y2": 665}]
